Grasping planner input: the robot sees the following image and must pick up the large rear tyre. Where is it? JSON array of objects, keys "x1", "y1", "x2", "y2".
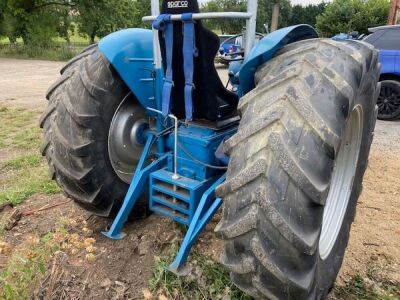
[
  {"x1": 216, "y1": 39, "x2": 380, "y2": 299},
  {"x1": 40, "y1": 46, "x2": 146, "y2": 216}
]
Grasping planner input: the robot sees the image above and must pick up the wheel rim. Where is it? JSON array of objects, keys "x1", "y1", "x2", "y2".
[
  {"x1": 319, "y1": 107, "x2": 363, "y2": 260},
  {"x1": 108, "y1": 93, "x2": 148, "y2": 184},
  {"x1": 377, "y1": 81, "x2": 400, "y2": 119}
]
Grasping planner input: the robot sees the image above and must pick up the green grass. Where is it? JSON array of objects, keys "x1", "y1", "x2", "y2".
[
  {"x1": 0, "y1": 43, "x2": 84, "y2": 61},
  {"x1": 0, "y1": 104, "x2": 65, "y2": 299},
  {"x1": 333, "y1": 258, "x2": 400, "y2": 300},
  {"x1": 0, "y1": 224, "x2": 69, "y2": 299},
  {"x1": 0, "y1": 24, "x2": 97, "y2": 61},
  {"x1": 149, "y1": 250, "x2": 252, "y2": 299},
  {"x1": 149, "y1": 248, "x2": 400, "y2": 300},
  {"x1": 0, "y1": 106, "x2": 61, "y2": 205},
  {"x1": 0, "y1": 161, "x2": 61, "y2": 205},
  {"x1": 5, "y1": 154, "x2": 42, "y2": 170},
  {"x1": 0, "y1": 106, "x2": 41, "y2": 150},
  {"x1": 334, "y1": 274, "x2": 399, "y2": 300}
]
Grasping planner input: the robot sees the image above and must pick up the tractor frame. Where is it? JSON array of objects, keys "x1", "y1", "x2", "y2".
[{"x1": 99, "y1": 0, "x2": 318, "y2": 275}]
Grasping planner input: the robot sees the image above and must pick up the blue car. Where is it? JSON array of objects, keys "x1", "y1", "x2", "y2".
[
  {"x1": 216, "y1": 33, "x2": 264, "y2": 65},
  {"x1": 216, "y1": 34, "x2": 243, "y2": 65},
  {"x1": 364, "y1": 25, "x2": 400, "y2": 120}
]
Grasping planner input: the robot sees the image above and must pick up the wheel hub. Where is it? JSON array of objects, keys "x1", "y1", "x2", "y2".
[
  {"x1": 377, "y1": 81, "x2": 400, "y2": 119},
  {"x1": 108, "y1": 94, "x2": 148, "y2": 184},
  {"x1": 319, "y1": 107, "x2": 363, "y2": 260}
]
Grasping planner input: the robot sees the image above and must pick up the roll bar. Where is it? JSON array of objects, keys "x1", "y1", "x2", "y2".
[
  {"x1": 143, "y1": 12, "x2": 252, "y2": 22},
  {"x1": 146, "y1": 0, "x2": 258, "y2": 66}
]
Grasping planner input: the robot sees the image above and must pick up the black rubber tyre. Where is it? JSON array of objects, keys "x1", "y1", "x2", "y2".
[
  {"x1": 216, "y1": 39, "x2": 380, "y2": 299},
  {"x1": 377, "y1": 80, "x2": 400, "y2": 120},
  {"x1": 40, "y1": 46, "x2": 140, "y2": 216}
]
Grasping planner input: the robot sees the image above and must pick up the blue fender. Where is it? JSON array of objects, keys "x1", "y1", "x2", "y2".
[
  {"x1": 239, "y1": 24, "x2": 318, "y2": 95},
  {"x1": 98, "y1": 28, "x2": 156, "y2": 109}
]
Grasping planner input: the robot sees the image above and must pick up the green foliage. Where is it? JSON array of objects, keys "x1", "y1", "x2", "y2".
[
  {"x1": 131, "y1": 0, "x2": 151, "y2": 29},
  {"x1": 316, "y1": 0, "x2": 390, "y2": 37},
  {"x1": 150, "y1": 250, "x2": 252, "y2": 299},
  {"x1": 257, "y1": 0, "x2": 292, "y2": 32},
  {"x1": 0, "y1": 0, "x2": 393, "y2": 58},
  {"x1": 0, "y1": 42, "x2": 81, "y2": 60},
  {"x1": 201, "y1": 0, "x2": 291, "y2": 34},
  {"x1": 288, "y1": 3, "x2": 326, "y2": 28},
  {"x1": 76, "y1": 0, "x2": 139, "y2": 43},
  {"x1": 0, "y1": 0, "x2": 147, "y2": 46},
  {"x1": 201, "y1": 0, "x2": 247, "y2": 34}
]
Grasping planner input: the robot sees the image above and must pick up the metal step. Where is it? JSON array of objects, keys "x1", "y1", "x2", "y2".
[{"x1": 149, "y1": 169, "x2": 208, "y2": 225}]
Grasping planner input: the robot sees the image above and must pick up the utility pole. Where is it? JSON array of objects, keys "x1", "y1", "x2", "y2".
[
  {"x1": 271, "y1": 0, "x2": 280, "y2": 32},
  {"x1": 388, "y1": 0, "x2": 399, "y2": 25}
]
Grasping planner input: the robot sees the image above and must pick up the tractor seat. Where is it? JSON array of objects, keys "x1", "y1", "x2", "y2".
[{"x1": 157, "y1": 0, "x2": 239, "y2": 122}]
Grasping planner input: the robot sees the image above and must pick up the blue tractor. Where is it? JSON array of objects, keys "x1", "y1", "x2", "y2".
[{"x1": 40, "y1": 0, "x2": 380, "y2": 298}]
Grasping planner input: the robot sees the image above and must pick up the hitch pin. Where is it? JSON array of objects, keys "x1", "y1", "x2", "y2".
[{"x1": 147, "y1": 108, "x2": 180, "y2": 180}]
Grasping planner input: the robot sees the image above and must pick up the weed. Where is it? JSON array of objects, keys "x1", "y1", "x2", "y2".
[
  {"x1": 0, "y1": 106, "x2": 61, "y2": 205},
  {"x1": 5, "y1": 154, "x2": 42, "y2": 170},
  {"x1": 149, "y1": 250, "x2": 252, "y2": 299},
  {"x1": 0, "y1": 160, "x2": 60, "y2": 205},
  {"x1": 0, "y1": 106, "x2": 41, "y2": 150},
  {"x1": 0, "y1": 43, "x2": 86, "y2": 61},
  {"x1": 333, "y1": 257, "x2": 400, "y2": 300},
  {"x1": 0, "y1": 226, "x2": 68, "y2": 299}
]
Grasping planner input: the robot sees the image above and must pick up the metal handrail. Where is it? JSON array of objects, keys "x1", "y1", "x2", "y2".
[{"x1": 143, "y1": 12, "x2": 252, "y2": 22}]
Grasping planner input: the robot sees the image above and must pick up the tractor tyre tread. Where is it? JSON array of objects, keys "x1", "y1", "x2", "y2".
[
  {"x1": 40, "y1": 46, "x2": 131, "y2": 216},
  {"x1": 216, "y1": 39, "x2": 380, "y2": 299}
]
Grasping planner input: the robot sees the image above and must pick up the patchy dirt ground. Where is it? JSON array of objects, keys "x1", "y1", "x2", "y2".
[{"x1": 0, "y1": 58, "x2": 399, "y2": 299}]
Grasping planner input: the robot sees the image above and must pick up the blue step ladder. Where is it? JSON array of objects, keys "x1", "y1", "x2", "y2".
[{"x1": 102, "y1": 110, "x2": 226, "y2": 275}]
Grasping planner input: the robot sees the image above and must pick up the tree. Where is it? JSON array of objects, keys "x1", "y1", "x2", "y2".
[
  {"x1": 316, "y1": 0, "x2": 390, "y2": 37},
  {"x1": 76, "y1": 0, "x2": 138, "y2": 43},
  {"x1": 0, "y1": 1, "x2": 6, "y2": 38},
  {"x1": 1, "y1": 0, "x2": 76, "y2": 44},
  {"x1": 288, "y1": 3, "x2": 326, "y2": 28},
  {"x1": 131, "y1": 0, "x2": 151, "y2": 28},
  {"x1": 1, "y1": 0, "x2": 142, "y2": 45},
  {"x1": 257, "y1": 0, "x2": 292, "y2": 32},
  {"x1": 201, "y1": 0, "x2": 246, "y2": 34},
  {"x1": 201, "y1": 0, "x2": 291, "y2": 34}
]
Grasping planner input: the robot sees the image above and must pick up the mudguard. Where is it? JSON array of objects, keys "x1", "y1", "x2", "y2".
[
  {"x1": 98, "y1": 28, "x2": 155, "y2": 109},
  {"x1": 99, "y1": 25, "x2": 318, "y2": 105},
  {"x1": 239, "y1": 24, "x2": 318, "y2": 95}
]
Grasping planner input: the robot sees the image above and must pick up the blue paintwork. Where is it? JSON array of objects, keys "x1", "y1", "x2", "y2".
[
  {"x1": 102, "y1": 135, "x2": 168, "y2": 240},
  {"x1": 98, "y1": 29, "x2": 156, "y2": 110},
  {"x1": 332, "y1": 33, "x2": 352, "y2": 41},
  {"x1": 165, "y1": 123, "x2": 236, "y2": 181},
  {"x1": 380, "y1": 50, "x2": 400, "y2": 77},
  {"x1": 153, "y1": 68, "x2": 167, "y2": 153},
  {"x1": 168, "y1": 174, "x2": 225, "y2": 275},
  {"x1": 239, "y1": 24, "x2": 318, "y2": 95},
  {"x1": 228, "y1": 61, "x2": 242, "y2": 87},
  {"x1": 150, "y1": 169, "x2": 215, "y2": 225},
  {"x1": 100, "y1": 23, "x2": 319, "y2": 272},
  {"x1": 149, "y1": 122, "x2": 235, "y2": 227}
]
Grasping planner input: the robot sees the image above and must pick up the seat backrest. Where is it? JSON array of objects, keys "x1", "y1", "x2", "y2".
[{"x1": 159, "y1": 0, "x2": 238, "y2": 122}]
